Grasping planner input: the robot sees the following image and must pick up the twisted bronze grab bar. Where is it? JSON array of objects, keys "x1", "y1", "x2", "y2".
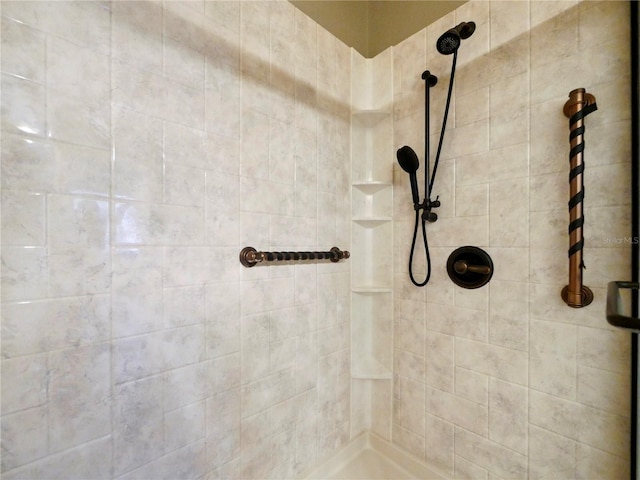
[
  {"x1": 239, "y1": 246, "x2": 350, "y2": 267},
  {"x1": 561, "y1": 88, "x2": 597, "y2": 307}
]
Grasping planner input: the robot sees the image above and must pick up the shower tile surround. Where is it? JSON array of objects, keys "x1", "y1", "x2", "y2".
[
  {"x1": 393, "y1": 0, "x2": 632, "y2": 478},
  {"x1": 0, "y1": 2, "x2": 631, "y2": 480},
  {"x1": 1, "y1": 1, "x2": 351, "y2": 478}
]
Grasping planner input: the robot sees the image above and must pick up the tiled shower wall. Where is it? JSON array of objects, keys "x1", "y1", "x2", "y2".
[
  {"x1": 0, "y1": 1, "x2": 352, "y2": 478},
  {"x1": 392, "y1": 0, "x2": 633, "y2": 478}
]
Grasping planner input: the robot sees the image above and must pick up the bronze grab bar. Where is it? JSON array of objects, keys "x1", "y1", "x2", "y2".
[
  {"x1": 239, "y1": 246, "x2": 350, "y2": 268},
  {"x1": 561, "y1": 88, "x2": 597, "y2": 308},
  {"x1": 606, "y1": 281, "x2": 640, "y2": 330}
]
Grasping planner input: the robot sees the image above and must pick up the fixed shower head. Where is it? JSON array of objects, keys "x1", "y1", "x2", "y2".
[
  {"x1": 397, "y1": 146, "x2": 420, "y2": 205},
  {"x1": 436, "y1": 21, "x2": 476, "y2": 55}
]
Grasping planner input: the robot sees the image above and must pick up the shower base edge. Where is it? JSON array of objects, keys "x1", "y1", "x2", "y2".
[{"x1": 302, "y1": 431, "x2": 448, "y2": 480}]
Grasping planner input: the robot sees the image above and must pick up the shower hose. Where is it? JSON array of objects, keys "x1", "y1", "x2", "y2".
[{"x1": 408, "y1": 51, "x2": 458, "y2": 287}]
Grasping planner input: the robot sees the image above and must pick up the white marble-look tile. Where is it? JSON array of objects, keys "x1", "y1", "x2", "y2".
[
  {"x1": 206, "y1": 387, "x2": 240, "y2": 470},
  {"x1": 47, "y1": 35, "x2": 109, "y2": 104},
  {"x1": 425, "y1": 414, "x2": 454, "y2": 475},
  {"x1": 163, "y1": 324, "x2": 206, "y2": 371},
  {"x1": 163, "y1": 1, "x2": 210, "y2": 51},
  {"x1": 112, "y1": 106, "x2": 163, "y2": 202},
  {"x1": 1, "y1": 132, "x2": 56, "y2": 193},
  {"x1": 393, "y1": 376, "x2": 426, "y2": 436},
  {"x1": 455, "y1": 184, "x2": 488, "y2": 217},
  {"x1": 394, "y1": 301, "x2": 425, "y2": 356},
  {"x1": 577, "y1": 364, "x2": 630, "y2": 415},
  {"x1": 46, "y1": 86, "x2": 110, "y2": 149},
  {"x1": 1, "y1": 74, "x2": 46, "y2": 138},
  {"x1": 490, "y1": 1, "x2": 530, "y2": 51},
  {"x1": 530, "y1": 0, "x2": 577, "y2": 29},
  {"x1": 455, "y1": 367, "x2": 488, "y2": 406},
  {"x1": 426, "y1": 387, "x2": 488, "y2": 437},
  {"x1": 528, "y1": 425, "x2": 576, "y2": 480},
  {"x1": 577, "y1": 325, "x2": 631, "y2": 375},
  {"x1": 206, "y1": 282, "x2": 241, "y2": 358},
  {"x1": 393, "y1": 423, "x2": 425, "y2": 461},
  {"x1": 1, "y1": 406, "x2": 48, "y2": 472},
  {"x1": 241, "y1": 368, "x2": 296, "y2": 419},
  {"x1": 1, "y1": 17, "x2": 46, "y2": 83},
  {"x1": 427, "y1": 302, "x2": 488, "y2": 342},
  {"x1": 163, "y1": 76, "x2": 206, "y2": 129},
  {"x1": 114, "y1": 331, "x2": 165, "y2": 384},
  {"x1": 454, "y1": 455, "x2": 489, "y2": 480},
  {"x1": 530, "y1": 389, "x2": 629, "y2": 458},
  {"x1": 2, "y1": 1, "x2": 110, "y2": 54},
  {"x1": 1, "y1": 190, "x2": 45, "y2": 246},
  {"x1": 295, "y1": 331, "x2": 318, "y2": 393},
  {"x1": 488, "y1": 378, "x2": 527, "y2": 454},
  {"x1": 241, "y1": 313, "x2": 270, "y2": 383},
  {"x1": 111, "y1": 247, "x2": 163, "y2": 338},
  {"x1": 164, "y1": 163, "x2": 205, "y2": 207},
  {"x1": 164, "y1": 285, "x2": 205, "y2": 328},
  {"x1": 531, "y1": 5, "x2": 578, "y2": 68},
  {"x1": 394, "y1": 349, "x2": 425, "y2": 383},
  {"x1": 165, "y1": 402, "x2": 206, "y2": 454},
  {"x1": 47, "y1": 195, "x2": 109, "y2": 253},
  {"x1": 206, "y1": 60, "x2": 241, "y2": 140},
  {"x1": 0, "y1": 353, "x2": 48, "y2": 414},
  {"x1": 455, "y1": 337, "x2": 528, "y2": 386},
  {"x1": 48, "y1": 343, "x2": 111, "y2": 452},
  {"x1": 113, "y1": 376, "x2": 164, "y2": 476},
  {"x1": 2, "y1": 295, "x2": 110, "y2": 357},
  {"x1": 119, "y1": 441, "x2": 208, "y2": 480},
  {"x1": 163, "y1": 362, "x2": 208, "y2": 412},
  {"x1": 530, "y1": 318, "x2": 577, "y2": 399},
  {"x1": 488, "y1": 280, "x2": 529, "y2": 351},
  {"x1": 576, "y1": 441, "x2": 630, "y2": 479},
  {"x1": 114, "y1": 202, "x2": 205, "y2": 246},
  {"x1": 164, "y1": 35, "x2": 205, "y2": 90},
  {"x1": 455, "y1": 427, "x2": 528, "y2": 479},
  {"x1": 424, "y1": 331, "x2": 455, "y2": 392},
  {"x1": 111, "y1": 0, "x2": 162, "y2": 72},
  {"x1": 1, "y1": 436, "x2": 112, "y2": 480}
]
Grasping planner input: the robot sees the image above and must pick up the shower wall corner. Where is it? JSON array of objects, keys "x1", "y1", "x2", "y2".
[{"x1": 349, "y1": 46, "x2": 395, "y2": 441}]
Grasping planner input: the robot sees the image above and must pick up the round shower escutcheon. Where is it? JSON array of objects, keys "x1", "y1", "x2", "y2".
[{"x1": 446, "y1": 246, "x2": 494, "y2": 289}]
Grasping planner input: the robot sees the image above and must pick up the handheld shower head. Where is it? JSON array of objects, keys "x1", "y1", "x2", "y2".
[
  {"x1": 397, "y1": 146, "x2": 420, "y2": 205},
  {"x1": 436, "y1": 21, "x2": 476, "y2": 55}
]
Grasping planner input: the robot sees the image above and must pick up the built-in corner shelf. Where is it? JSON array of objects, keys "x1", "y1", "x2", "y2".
[{"x1": 350, "y1": 49, "x2": 393, "y2": 440}]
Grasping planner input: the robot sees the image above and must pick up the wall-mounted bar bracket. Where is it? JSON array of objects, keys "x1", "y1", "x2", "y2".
[{"x1": 239, "y1": 246, "x2": 350, "y2": 268}]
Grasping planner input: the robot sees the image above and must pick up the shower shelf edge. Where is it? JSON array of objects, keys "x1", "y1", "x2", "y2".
[
  {"x1": 353, "y1": 217, "x2": 392, "y2": 227},
  {"x1": 352, "y1": 181, "x2": 391, "y2": 195},
  {"x1": 351, "y1": 109, "x2": 391, "y2": 127}
]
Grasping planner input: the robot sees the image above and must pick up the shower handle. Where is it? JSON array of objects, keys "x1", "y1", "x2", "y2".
[{"x1": 453, "y1": 260, "x2": 491, "y2": 275}]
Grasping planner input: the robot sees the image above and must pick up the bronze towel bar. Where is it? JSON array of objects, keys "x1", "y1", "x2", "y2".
[
  {"x1": 239, "y1": 246, "x2": 350, "y2": 268},
  {"x1": 561, "y1": 88, "x2": 597, "y2": 307}
]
